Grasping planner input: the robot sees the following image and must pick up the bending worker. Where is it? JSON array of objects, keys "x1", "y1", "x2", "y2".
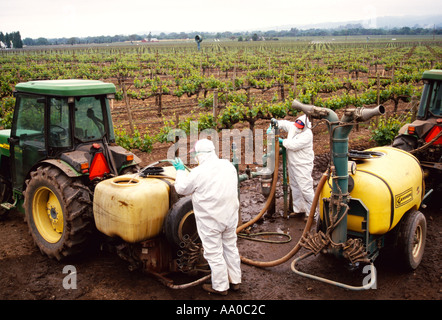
[
  {"x1": 269, "y1": 115, "x2": 316, "y2": 220},
  {"x1": 172, "y1": 139, "x2": 241, "y2": 296}
]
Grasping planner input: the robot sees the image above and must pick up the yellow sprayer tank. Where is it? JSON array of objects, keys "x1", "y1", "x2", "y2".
[
  {"x1": 93, "y1": 167, "x2": 176, "y2": 243},
  {"x1": 320, "y1": 146, "x2": 424, "y2": 235}
]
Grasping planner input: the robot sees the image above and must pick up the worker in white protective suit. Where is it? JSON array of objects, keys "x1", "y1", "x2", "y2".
[
  {"x1": 172, "y1": 139, "x2": 241, "y2": 296},
  {"x1": 269, "y1": 115, "x2": 316, "y2": 220}
]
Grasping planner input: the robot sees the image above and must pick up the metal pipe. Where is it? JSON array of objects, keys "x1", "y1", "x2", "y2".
[
  {"x1": 236, "y1": 125, "x2": 280, "y2": 234},
  {"x1": 290, "y1": 252, "x2": 377, "y2": 290},
  {"x1": 291, "y1": 100, "x2": 385, "y2": 253},
  {"x1": 292, "y1": 100, "x2": 347, "y2": 248},
  {"x1": 162, "y1": 273, "x2": 211, "y2": 290}
]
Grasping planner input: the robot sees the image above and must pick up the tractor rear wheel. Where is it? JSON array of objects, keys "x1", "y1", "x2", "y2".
[
  {"x1": 392, "y1": 134, "x2": 417, "y2": 152},
  {"x1": 24, "y1": 165, "x2": 93, "y2": 260},
  {"x1": 396, "y1": 210, "x2": 427, "y2": 271}
]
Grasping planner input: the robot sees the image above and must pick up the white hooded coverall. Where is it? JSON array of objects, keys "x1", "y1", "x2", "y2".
[
  {"x1": 174, "y1": 139, "x2": 241, "y2": 292},
  {"x1": 277, "y1": 115, "x2": 316, "y2": 216}
]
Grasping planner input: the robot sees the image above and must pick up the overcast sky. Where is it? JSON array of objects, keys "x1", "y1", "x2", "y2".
[{"x1": 1, "y1": 0, "x2": 441, "y2": 39}]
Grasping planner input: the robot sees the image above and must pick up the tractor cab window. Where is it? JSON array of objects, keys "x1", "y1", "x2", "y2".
[
  {"x1": 74, "y1": 96, "x2": 106, "y2": 142},
  {"x1": 14, "y1": 95, "x2": 45, "y2": 140},
  {"x1": 419, "y1": 81, "x2": 442, "y2": 119},
  {"x1": 11, "y1": 94, "x2": 46, "y2": 189},
  {"x1": 428, "y1": 81, "x2": 441, "y2": 117},
  {"x1": 49, "y1": 97, "x2": 71, "y2": 148}
]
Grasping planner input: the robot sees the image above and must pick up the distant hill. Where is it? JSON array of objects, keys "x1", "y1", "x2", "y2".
[{"x1": 265, "y1": 14, "x2": 442, "y2": 31}]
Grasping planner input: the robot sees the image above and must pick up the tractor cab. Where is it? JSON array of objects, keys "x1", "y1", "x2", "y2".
[
  {"x1": 7, "y1": 80, "x2": 139, "y2": 193},
  {"x1": 393, "y1": 70, "x2": 442, "y2": 176},
  {"x1": 417, "y1": 70, "x2": 442, "y2": 120}
]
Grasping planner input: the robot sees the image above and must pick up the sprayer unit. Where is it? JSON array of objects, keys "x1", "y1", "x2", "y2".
[{"x1": 290, "y1": 100, "x2": 427, "y2": 290}]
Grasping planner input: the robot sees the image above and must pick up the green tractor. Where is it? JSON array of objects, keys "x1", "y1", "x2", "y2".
[
  {"x1": 0, "y1": 80, "x2": 140, "y2": 260},
  {"x1": 392, "y1": 69, "x2": 442, "y2": 188}
]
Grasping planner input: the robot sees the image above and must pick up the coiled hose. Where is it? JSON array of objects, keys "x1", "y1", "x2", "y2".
[
  {"x1": 234, "y1": 132, "x2": 329, "y2": 267},
  {"x1": 238, "y1": 171, "x2": 329, "y2": 267}
]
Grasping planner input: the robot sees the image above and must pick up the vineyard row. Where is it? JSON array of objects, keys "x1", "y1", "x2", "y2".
[{"x1": 1, "y1": 39, "x2": 441, "y2": 152}]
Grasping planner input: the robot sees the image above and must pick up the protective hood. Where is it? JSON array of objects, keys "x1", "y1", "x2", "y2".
[
  {"x1": 296, "y1": 114, "x2": 311, "y2": 129},
  {"x1": 193, "y1": 139, "x2": 217, "y2": 164}
]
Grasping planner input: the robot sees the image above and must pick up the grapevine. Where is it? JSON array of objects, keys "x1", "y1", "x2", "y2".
[{"x1": 0, "y1": 38, "x2": 439, "y2": 152}]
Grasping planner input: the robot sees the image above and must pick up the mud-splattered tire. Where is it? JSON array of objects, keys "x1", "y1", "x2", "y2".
[
  {"x1": 392, "y1": 134, "x2": 417, "y2": 152},
  {"x1": 165, "y1": 196, "x2": 199, "y2": 248},
  {"x1": 396, "y1": 210, "x2": 427, "y2": 271},
  {"x1": 24, "y1": 165, "x2": 93, "y2": 260}
]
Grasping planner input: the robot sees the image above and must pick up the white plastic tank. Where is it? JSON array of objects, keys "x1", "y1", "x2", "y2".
[{"x1": 93, "y1": 168, "x2": 176, "y2": 243}]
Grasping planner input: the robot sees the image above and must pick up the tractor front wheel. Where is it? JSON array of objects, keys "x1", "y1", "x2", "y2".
[{"x1": 24, "y1": 166, "x2": 93, "y2": 260}]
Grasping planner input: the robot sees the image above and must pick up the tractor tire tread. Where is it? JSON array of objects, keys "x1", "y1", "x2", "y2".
[{"x1": 24, "y1": 165, "x2": 94, "y2": 261}]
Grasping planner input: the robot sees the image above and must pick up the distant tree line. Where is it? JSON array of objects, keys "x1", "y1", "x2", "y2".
[
  {"x1": 22, "y1": 34, "x2": 145, "y2": 46},
  {"x1": 234, "y1": 25, "x2": 441, "y2": 40},
  {"x1": 0, "y1": 31, "x2": 23, "y2": 48},
  {"x1": 280, "y1": 25, "x2": 442, "y2": 37},
  {"x1": 6, "y1": 25, "x2": 442, "y2": 47}
]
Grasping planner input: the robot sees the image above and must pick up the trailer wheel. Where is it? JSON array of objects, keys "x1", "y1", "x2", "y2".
[
  {"x1": 24, "y1": 165, "x2": 93, "y2": 260},
  {"x1": 165, "y1": 196, "x2": 199, "y2": 248},
  {"x1": 396, "y1": 210, "x2": 426, "y2": 271}
]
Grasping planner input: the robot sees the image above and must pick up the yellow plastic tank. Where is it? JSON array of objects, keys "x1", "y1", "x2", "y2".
[
  {"x1": 93, "y1": 167, "x2": 176, "y2": 243},
  {"x1": 320, "y1": 147, "x2": 424, "y2": 235}
]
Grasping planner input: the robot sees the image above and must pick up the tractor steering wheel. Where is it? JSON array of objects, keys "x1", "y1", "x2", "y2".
[{"x1": 48, "y1": 124, "x2": 68, "y2": 146}]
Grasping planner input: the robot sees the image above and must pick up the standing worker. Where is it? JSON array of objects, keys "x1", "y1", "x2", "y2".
[
  {"x1": 268, "y1": 115, "x2": 316, "y2": 220},
  {"x1": 172, "y1": 139, "x2": 241, "y2": 296}
]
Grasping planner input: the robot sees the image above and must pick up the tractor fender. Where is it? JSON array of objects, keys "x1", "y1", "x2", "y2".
[{"x1": 40, "y1": 159, "x2": 81, "y2": 178}]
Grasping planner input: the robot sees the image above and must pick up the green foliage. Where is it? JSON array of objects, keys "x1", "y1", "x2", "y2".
[
  {"x1": 154, "y1": 119, "x2": 176, "y2": 143},
  {"x1": 218, "y1": 103, "x2": 245, "y2": 129},
  {"x1": 115, "y1": 126, "x2": 153, "y2": 152},
  {"x1": 194, "y1": 113, "x2": 217, "y2": 131},
  {"x1": 0, "y1": 39, "x2": 434, "y2": 152},
  {"x1": 369, "y1": 115, "x2": 408, "y2": 146},
  {"x1": 0, "y1": 75, "x2": 15, "y2": 98},
  {"x1": 0, "y1": 97, "x2": 15, "y2": 129}
]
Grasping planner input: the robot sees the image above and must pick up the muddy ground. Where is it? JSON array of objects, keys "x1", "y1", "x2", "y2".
[
  {"x1": 0, "y1": 103, "x2": 441, "y2": 312},
  {"x1": 0, "y1": 153, "x2": 440, "y2": 305}
]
